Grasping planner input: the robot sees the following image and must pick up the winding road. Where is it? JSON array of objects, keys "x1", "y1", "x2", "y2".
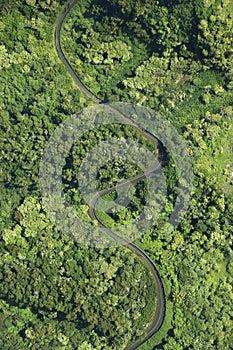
[{"x1": 55, "y1": 1, "x2": 166, "y2": 349}]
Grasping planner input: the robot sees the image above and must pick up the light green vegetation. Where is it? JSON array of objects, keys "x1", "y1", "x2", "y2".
[{"x1": 0, "y1": 0, "x2": 232, "y2": 349}]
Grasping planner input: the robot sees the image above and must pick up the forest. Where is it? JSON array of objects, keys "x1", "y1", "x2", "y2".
[{"x1": 0, "y1": 0, "x2": 232, "y2": 349}]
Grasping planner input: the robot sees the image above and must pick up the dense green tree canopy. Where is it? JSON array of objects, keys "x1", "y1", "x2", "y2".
[{"x1": 0, "y1": 0, "x2": 232, "y2": 349}]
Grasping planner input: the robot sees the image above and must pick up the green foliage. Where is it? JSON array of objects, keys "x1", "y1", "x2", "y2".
[
  {"x1": 0, "y1": 195, "x2": 158, "y2": 349},
  {"x1": 195, "y1": 0, "x2": 233, "y2": 70},
  {"x1": 0, "y1": 0, "x2": 232, "y2": 349},
  {"x1": 0, "y1": 0, "x2": 87, "y2": 231},
  {"x1": 60, "y1": 0, "x2": 153, "y2": 100}
]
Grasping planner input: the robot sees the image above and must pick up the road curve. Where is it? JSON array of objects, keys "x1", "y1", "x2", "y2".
[{"x1": 55, "y1": 1, "x2": 166, "y2": 349}]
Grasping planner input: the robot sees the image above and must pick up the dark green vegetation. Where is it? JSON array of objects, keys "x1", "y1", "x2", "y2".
[
  {"x1": 0, "y1": 1, "x2": 159, "y2": 348},
  {"x1": 61, "y1": 0, "x2": 233, "y2": 103},
  {"x1": 62, "y1": 123, "x2": 161, "y2": 229},
  {"x1": 0, "y1": 0, "x2": 233, "y2": 349},
  {"x1": 0, "y1": 197, "x2": 157, "y2": 349}
]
